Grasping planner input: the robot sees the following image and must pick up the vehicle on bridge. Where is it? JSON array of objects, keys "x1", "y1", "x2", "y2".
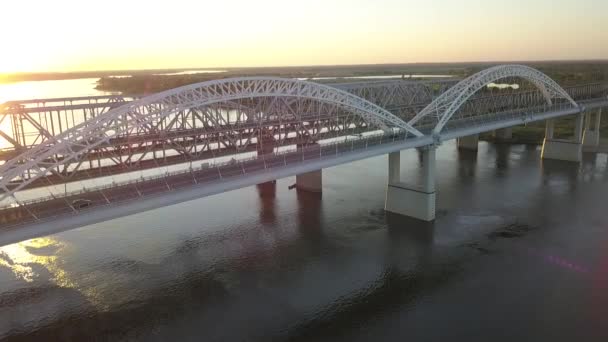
[{"x1": 72, "y1": 199, "x2": 92, "y2": 209}]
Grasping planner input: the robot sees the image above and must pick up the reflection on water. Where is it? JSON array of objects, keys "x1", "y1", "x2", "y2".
[
  {"x1": 457, "y1": 147, "x2": 478, "y2": 180},
  {"x1": 493, "y1": 144, "x2": 511, "y2": 173},
  {"x1": 1, "y1": 140, "x2": 608, "y2": 341},
  {"x1": 0, "y1": 238, "x2": 72, "y2": 286},
  {"x1": 257, "y1": 182, "x2": 277, "y2": 225}
]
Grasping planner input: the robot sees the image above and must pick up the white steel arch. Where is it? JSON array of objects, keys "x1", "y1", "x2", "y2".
[
  {"x1": 408, "y1": 65, "x2": 578, "y2": 133},
  {"x1": 0, "y1": 77, "x2": 422, "y2": 201}
]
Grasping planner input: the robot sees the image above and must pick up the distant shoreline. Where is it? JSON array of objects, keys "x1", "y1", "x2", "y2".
[
  {"x1": 2, "y1": 59, "x2": 607, "y2": 84},
  {"x1": 0, "y1": 69, "x2": 231, "y2": 84}
]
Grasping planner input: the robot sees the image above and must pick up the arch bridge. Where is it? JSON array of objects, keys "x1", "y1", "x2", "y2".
[{"x1": 0, "y1": 65, "x2": 607, "y2": 246}]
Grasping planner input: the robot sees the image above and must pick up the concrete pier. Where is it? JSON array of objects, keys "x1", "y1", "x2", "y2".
[
  {"x1": 541, "y1": 116, "x2": 583, "y2": 162},
  {"x1": 296, "y1": 170, "x2": 322, "y2": 193},
  {"x1": 294, "y1": 142, "x2": 322, "y2": 192},
  {"x1": 384, "y1": 148, "x2": 436, "y2": 221},
  {"x1": 583, "y1": 130, "x2": 600, "y2": 147},
  {"x1": 583, "y1": 109, "x2": 602, "y2": 148},
  {"x1": 541, "y1": 140, "x2": 583, "y2": 162},
  {"x1": 257, "y1": 132, "x2": 275, "y2": 155},
  {"x1": 457, "y1": 134, "x2": 479, "y2": 151},
  {"x1": 494, "y1": 128, "x2": 513, "y2": 142},
  {"x1": 257, "y1": 133, "x2": 276, "y2": 186}
]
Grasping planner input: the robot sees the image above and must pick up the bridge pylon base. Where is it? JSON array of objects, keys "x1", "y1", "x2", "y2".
[
  {"x1": 384, "y1": 148, "x2": 436, "y2": 222},
  {"x1": 583, "y1": 109, "x2": 602, "y2": 149},
  {"x1": 494, "y1": 128, "x2": 513, "y2": 142},
  {"x1": 385, "y1": 183, "x2": 435, "y2": 221},
  {"x1": 541, "y1": 139, "x2": 582, "y2": 162},
  {"x1": 457, "y1": 135, "x2": 479, "y2": 151},
  {"x1": 583, "y1": 131, "x2": 600, "y2": 147},
  {"x1": 296, "y1": 170, "x2": 322, "y2": 193}
]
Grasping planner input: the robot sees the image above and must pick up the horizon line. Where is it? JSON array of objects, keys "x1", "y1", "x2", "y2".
[{"x1": 2, "y1": 58, "x2": 608, "y2": 76}]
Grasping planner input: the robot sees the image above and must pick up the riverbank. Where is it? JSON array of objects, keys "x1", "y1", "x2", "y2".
[
  {"x1": 94, "y1": 64, "x2": 466, "y2": 95},
  {"x1": 92, "y1": 61, "x2": 608, "y2": 95}
]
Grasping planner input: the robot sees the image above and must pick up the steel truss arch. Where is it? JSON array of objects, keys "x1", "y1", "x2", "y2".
[
  {"x1": 408, "y1": 65, "x2": 578, "y2": 133},
  {"x1": 0, "y1": 77, "x2": 422, "y2": 201}
]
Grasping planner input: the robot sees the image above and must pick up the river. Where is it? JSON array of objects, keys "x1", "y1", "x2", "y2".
[{"x1": 1, "y1": 140, "x2": 608, "y2": 341}]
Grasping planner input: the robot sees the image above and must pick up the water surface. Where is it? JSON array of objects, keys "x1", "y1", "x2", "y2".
[
  {"x1": 1, "y1": 141, "x2": 608, "y2": 341},
  {"x1": 0, "y1": 78, "x2": 115, "y2": 103}
]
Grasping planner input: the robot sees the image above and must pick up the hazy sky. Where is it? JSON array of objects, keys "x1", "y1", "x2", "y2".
[{"x1": 1, "y1": 0, "x2": 607, "y2": 72}]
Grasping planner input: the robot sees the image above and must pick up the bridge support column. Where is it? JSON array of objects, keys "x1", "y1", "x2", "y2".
[
  {"x1": 257, "y1": 132, "x2": 277, "y2": 186},
  {"x1": 574, "y1": 112, "x2": 584, "y2": 143},
  {"x1": 494, "y1": 128, "x2": 513, "y2": 142},
  {"x1": 545, "y1": 119, "x2": 555, "y2": 139},
  {"x1": 385, "y1": 148, "x2": 436, "y2": 221},
  {"x1": 457, "y1": 134, "x2": 479, "y2": 151},
  {"x1": 583, "y1": 109, "x2": 602, "y2": 148},
  {"x1": 257, "y1": 131, "x2": 276, "y2": 155},
  {"x1": 541, "y1": 116, "x2": 583, "y2": 162},
  {"x1": 294, "y1": 142, "x2": 322, "y2": 193},
  {"x1": 296, "y1": 170, "x2": 322, "y2": 193}
]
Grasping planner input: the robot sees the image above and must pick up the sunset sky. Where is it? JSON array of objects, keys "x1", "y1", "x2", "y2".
[{"x1": 1, "y1": 0, "x2": 607, "y2": 72}]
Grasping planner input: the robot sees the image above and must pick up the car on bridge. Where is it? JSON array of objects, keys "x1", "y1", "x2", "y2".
[{"x1": 72, "y1": 199, "x2": 93, "y2": 210}]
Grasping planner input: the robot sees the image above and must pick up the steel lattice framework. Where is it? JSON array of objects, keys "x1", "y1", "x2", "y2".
[
  {"x1": 0, "y1": 80, "x2": 458, "y2": 163},
  {"x1": 336, "y1": 79, "x2": 457, "y2": 110},
  {"x1": 408, "y1": 65, "x2": 579, "y2": 133},
  {"x1": 335, "y1": 79, "x2": 459, "y2": 124},
  {"x1": 0, "y1": 77, "x2": 422, "y2": 202},
  {"x1": 0, "y1": 96, "x2": 132, "y2": 160}
]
